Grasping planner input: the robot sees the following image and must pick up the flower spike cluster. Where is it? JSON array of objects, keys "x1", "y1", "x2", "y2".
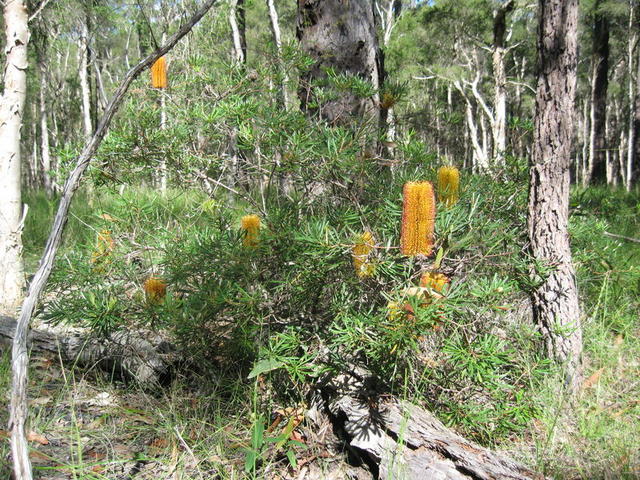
[
  {"x1": 352, "y1": 231, "x2": 376, "y2": 278},
  {"x1": 400, "y1": 181, "x2": 436, "y2": 256},
  {"x1": 437, "y1": 166, "x2": 460, "y2": 207},
  {"x1": 241, "y1": 214, "x2": 261, "y2": 247},
  {"x1": 151, "y1": 56, "x2": 167, "y2": 89}
]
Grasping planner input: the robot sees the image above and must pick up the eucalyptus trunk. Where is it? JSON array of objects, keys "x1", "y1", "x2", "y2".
[
  {"x1": 0, "y1": 0, "x2": 28, "y2": 316},
  {"x1": 491, "y1": 0, "x2": 514, "y2": 165},
  {"x1": 528, "y1": 0, "x2": 582, "y2": 388}
]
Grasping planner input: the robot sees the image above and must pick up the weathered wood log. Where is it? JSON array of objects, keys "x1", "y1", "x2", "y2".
[
  {"x1": 319, "y1": 371, "x2": 545, "y2": 480},
  {"x1": 0, "y1": 315, "x2": 174, "y2": 387}
]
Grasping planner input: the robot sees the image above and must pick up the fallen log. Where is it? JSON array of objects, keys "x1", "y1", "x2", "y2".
[
  {"x1": 0, "y1": 315, "x2": 174, "y2": 387},
  {"x1": 318, "y1": 370, "x2": 545, "y2": 480}
]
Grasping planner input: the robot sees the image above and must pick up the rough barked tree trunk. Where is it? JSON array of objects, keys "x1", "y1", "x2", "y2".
[
  {"x1": 0, "y1": 0, "x2": 28, "y2": 315},
  {"x1": 586, "y1": 0, "x2": 610, "y2": 185},
  {"x1": 528, "y1": 0, "x2": 582, "y2": 387},
  {"x1": 297, "y1": 0, "x2": 381, "y2": 128}
]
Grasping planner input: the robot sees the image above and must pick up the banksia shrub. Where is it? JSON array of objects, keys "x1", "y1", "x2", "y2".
[
  {"x1": 352, "y1": 231, "x2": 375, "y2": 278},
  {"x1": 241, "y1": 214, "x2": 261, "y2": 247},
  {"x1": 437, "y1": 166, "x2": 460, "y2": 207},
  {"x1": 400, "y1": 181, "x2": 436, "y2": 256},
  {"x1": 143, "y1": 276, "x2": 167, "y2": 304},
  {"x1": 151, "y1": 56, "x2": 167, "y2": 89}
]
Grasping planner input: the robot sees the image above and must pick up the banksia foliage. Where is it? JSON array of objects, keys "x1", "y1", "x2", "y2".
[
  {"x1": 151, "y1": 56, "x2": 167, "y2": 89},
  {"x1": 437, "y1": 166, "x2": 460, "y2": 207},
  {"x1": 400, "y1": 181, "x2": 436, "y2": 256},
  {"x1": 352, "y1": 231, "x2": 376, "y2": 278},
  {"x1": 144, "y1": 276, "x2": 167, "y2": 304},
  {"x1": 241, "y1": 214, "x2": 261, "y2": 247}
]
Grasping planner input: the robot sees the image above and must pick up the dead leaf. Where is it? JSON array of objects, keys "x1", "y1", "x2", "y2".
[
  {"x1": 581, "y1": 367, "x2": 605, "y2": 390},
  {"x1": 27, "y1": 431, "x2": 49, "y2": 445}
]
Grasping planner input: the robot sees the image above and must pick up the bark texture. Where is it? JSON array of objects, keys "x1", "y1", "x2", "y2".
[
  {"x1": 0, "y1": 316, "x2": 174, "y2": 386},
  {"x1": 0, "y1": 0, "x2": 28, "y2": 315},
  {"x1": 528, "y1": 0, "x2": 582, "y2": 386},
  {"x1": 297, "y1": 0, "x2": 381, "y2": 126},
  {"x1": 318, "y1": 370, "x2": 546, "y2": 480}
]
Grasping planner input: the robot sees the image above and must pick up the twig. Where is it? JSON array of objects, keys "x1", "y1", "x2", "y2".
[
  {"x1": 28, "y1": 0, "x2": 52, "y2": 23},
  {"x1": 9, "y1": 2, "x2": 219, "y2": 479},
  {"x1": 604, "y1": 231, "x2": 640, "y2": 244}
]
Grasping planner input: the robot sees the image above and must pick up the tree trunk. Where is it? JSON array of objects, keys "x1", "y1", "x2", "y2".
[
  {"x1": 0, "y1": 316, "x2": 175, "y2": 387},
  {"x1": 627, "y1": 0, "x2": 637, "y2": 191},
  {"x1": 528, "y1": 0, "x2": 582, "y2": 387},
  {"x1": 0, "y1": 0, "x2": 28, "y2": 316},
  {"x1": 38, "y1": 56, "x2": 53, "y2": 197},
  {"x1": 586, "y1": 0, "x2": 610, "y2": 185},
  {"x1": 297, "y1": 0, "x2": 381, "y2": 128},
  {"x1": 266, "y1": 0, "x2": 290, "y2": 109},
  {"x1": 78, "y1": 18, "x2": 93, "y2": 139},
  {"x1": 632, "y1": 19, "x2": 640, "y2": 189},
  {"x1": 492, "y1": 0, "x2": 514, "y2": 165},
  {"x1": 317, "y1": 369, "x2": 547, "y2": 480},
  {"x1": 229, "y1": 0, "x2": 246, "y2": 65}
]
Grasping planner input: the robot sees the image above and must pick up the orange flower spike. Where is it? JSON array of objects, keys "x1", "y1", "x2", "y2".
[
  {"x1": 151, "y1": 56, "x2": 167, "y2": 89},
  {"x1": 419, "y1": 271, "x2": 450, "y2": 293},
  {"x1": 144, "y1": 276, "x2": 167, "y2": 304},
  {"x1": 400, "y1": 181, "x2": 436, "y2": 256},
  {"x1": 437, "y1": 166, "x2": 460, "y2": 207},
  {"x1": 352, "y1": 231, "x2": 375, "y2": 278},
  {"x1": 241, "y1": 214, "x2": 261, "y2": 247}
]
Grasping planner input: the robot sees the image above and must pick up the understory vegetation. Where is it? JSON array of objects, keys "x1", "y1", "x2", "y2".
[{"x1": 2, "y1": 172, "x2": 638, "y2": 479}]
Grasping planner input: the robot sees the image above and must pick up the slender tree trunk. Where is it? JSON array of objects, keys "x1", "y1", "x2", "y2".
[
  {"x1": 632, "y1": 23, "x2": 640, "y2": 189},
  {"x1": 266, "y1": 0, "x2": 289, "y2": 109},
  {"x1": 78, "y1": 19, "x2": 93, "y2": 139},
  {"x1": 0, "y1": 0, "x2": 28, "y2": 316},
  {"x1": 528, "y1": 0, "x2": 582, "y2": 387},
  {"x1": 297, "y1": 0, "x2": 381, "y2": 128},
  {"x1": 492, "y1": 0, "x2": 514, "y2": 165},
  {"x1": 585, "y1": 0, "x2": 610, "y2": 185},
  {"x1": 627, "y1": 0, "x2": 637, "y2": 191},
  {"x1": 38, "y1": 58, "x2": 53, "y2": 197},
  {"x1": 229, "y1": 0, "x2": 246, "y2": 65}
]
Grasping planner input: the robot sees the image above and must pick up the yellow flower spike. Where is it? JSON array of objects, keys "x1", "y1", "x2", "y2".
[
  {"x1": 437, "y1": 166, "x2": 460, "y2": 207},
  {"x1": 387, "y1": 301, "x2": 402, "y2": 321},
  {"x1": 241, "y1": 214, "x2": 261, "y2": 247},
  {"x1": 419, "y1": 271, "x2": 450, "y2": 294},
  {"x1": 90, "y1": 229, "x2": 115, "y2": 270},
  {"x1": 352, "y1": 231, "x2": 375, "y2": 278},
  {"x1": 151, "y1": 56, "x2": 167, "y2": 89},
  {"x1": 144, "y1": 276, "x2": 167, "y2": 304},
  {"x1": 400, "y1": 181, "x2": 436, "y2": 256}
]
